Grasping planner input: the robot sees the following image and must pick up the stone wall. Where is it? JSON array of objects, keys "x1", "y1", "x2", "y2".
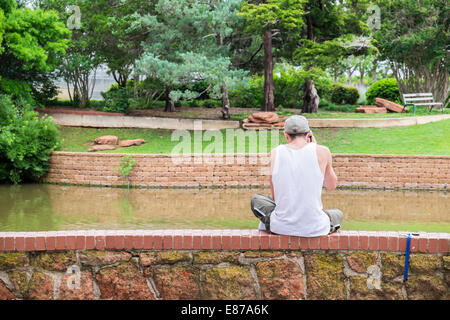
[
  {"x1": 0, "y1": 230, "x2": 448, "y2": 300},
  {"x1": 43, "y1": 152, "x2": 450, "y2": 190}
]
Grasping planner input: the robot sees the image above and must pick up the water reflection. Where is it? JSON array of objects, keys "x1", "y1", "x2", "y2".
[
  {"x1": 0, "y1": 184, "x2": 448, "y2": 232},
  {"x1": 0, "y1": 184, "x2": 62, "y2": 231}
]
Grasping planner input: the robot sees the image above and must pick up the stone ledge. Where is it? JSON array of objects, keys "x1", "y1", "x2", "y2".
[{"x1": 0, "y1": 230, "x2": 448, "y2": 253}]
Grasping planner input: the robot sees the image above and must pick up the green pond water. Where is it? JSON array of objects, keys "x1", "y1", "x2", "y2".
[{"x1": 0, "y1": 184, "x2": 449, "y2": 233}]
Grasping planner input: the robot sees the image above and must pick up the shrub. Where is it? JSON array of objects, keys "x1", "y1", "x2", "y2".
[
  {"x1": 330, "y1": 84, "x2": 360, "y2": 105},
  {"x1": 365, "y1": 78, "x2": 401, "y2": 105},
  {"x1": 229, "y1": 76, "x2": 264, "y2": 108},
  {"x1": 0, "y1": 94, "x2": 61, "y2": 184},
  {"x1": 175, "y1": 79, "x2": 211, "y2": 100},
  {"x1": 101, "y1": 86, "x2": 133, "y2": 113},
  {"x1": 275, "y1": 67, "x2": 333, "y2": 109}
]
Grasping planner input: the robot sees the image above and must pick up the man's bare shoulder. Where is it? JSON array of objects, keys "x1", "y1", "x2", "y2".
[
  {"x1": 316, "y1": 144, "x2": 331, "y2": 154},
  {"x1": 316, "y1": 144, "x2": 331, "y2": 162}
]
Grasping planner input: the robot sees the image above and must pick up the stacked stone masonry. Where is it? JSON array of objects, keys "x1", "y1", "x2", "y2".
[
  {"x1": 44, "y1": 152, "x2": 450, "y2": 190},
  {"x1": 0, "y1": 230, "x2": 448, "y2": 300}
]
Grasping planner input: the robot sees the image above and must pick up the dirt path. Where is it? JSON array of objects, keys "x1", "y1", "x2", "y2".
[
  {"x1": 46, "y1": 105, "x2": 300, "y2": 120},
  {"x1": 128, "y1": 106, "x2": 296, "y2": 120}
]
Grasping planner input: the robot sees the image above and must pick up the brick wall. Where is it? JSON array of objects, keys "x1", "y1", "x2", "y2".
[
  {"x1": 43, "y1": 152, "x2": 450, "y2": 190},
  {"x1": 0, "y1": 230, "x2": 448, "y2": 300}
]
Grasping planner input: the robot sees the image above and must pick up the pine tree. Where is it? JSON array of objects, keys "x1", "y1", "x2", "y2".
[
  {"x1": 238, "y1": 0, "x2": 306, "y2": 112},
  {"x1": 136, "y1": 0, "x2": 247, "y2": 114}
]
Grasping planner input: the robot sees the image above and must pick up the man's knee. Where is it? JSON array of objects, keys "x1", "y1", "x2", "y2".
[
  {"x1": 251, "y1": 193, "x2": 270, "y2": 208},
  {"x1": 324, "y1": 209, "x2": 343, "y2": 226},
  {"x1": 251, "y1": 193, "x2": 275, "y2": 220},
  {"x1": 250, "y1": 194, "x2": 259, "y2": 209}
]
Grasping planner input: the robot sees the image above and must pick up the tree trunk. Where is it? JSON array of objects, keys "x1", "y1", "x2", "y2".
[
  {"x1": 371, "y1": 59, "x2": 378, "y2": 83},
  {"x1": 221, "y1": 84, "x2": 230, "y2": 119},
  {"x1": 302, "y1": 6, "x2": 319, "y2": 113},
  {"x1": 302, "y1": 80, "x2": 319, "y2": 113},
  {"x1": 133, "y1": 60, "x2": 139, "y2": 98},
  {"x1": 346, "y1": 68, "x2": 353, "y2": 85},
  {"x1": 112, "y1": 71, "x2": 127, "y2": 88},
  {"x1": 133, "y1": 74, "x2": 139, "y2": 98},
  {"x1": 305, "y1": 5, "x2": 314, "y2": 41},
  {"x1": 262, "y1": 29, "x2": 275, "y2": 112},
  {"x1": 164, "y1": 86, "x2": 176, "y2": 112},
  {"x1": 359, "y1": 64, "x2": 365, "y2": 86}
]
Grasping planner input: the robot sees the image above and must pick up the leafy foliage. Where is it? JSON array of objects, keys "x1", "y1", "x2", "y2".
[
  {"x1": 116, "y1": 155, "x2": 136, "y2": 178},
  {"x1": 238, "y1": 0, "x2": 306, "y2": 34},
  {"x1": 0, "y1": 1, "x2": 70, "y2": 103},
  {"x1": 0, "y1": 94, "x2": 61, "y2": 184},
  {"x1": 230, "y1": 65, "x2": 332, "y2": 109},
  {"x1": 101, "y1": 86, "x2": 133, "y2": 114},
  {"x1": 136, "y1": 0, "x2": 248, "y2": 111},
  {"x1": 330, "y1": 84, "x2": 360, "y2": 105},
  {"x1": 365, "y1": 78, "x2": 401, "y2": 105},
  {"x1": 372, "y1": 0, "x2": 448, "y2": 101}
]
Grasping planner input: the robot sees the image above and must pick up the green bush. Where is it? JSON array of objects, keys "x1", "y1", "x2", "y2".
[
  {"x1": 365, "y1": 78, "x2": 401, "y2": 105},
  {"x1": 229, "y1": 76, "x2": 264, "y2": 108},
  {"x1": 175, "y1": 79, "x2": 211, "y2": 100},
  {"x1": 101, "y1": 86, "x2": 133, "y2": 113},
  {"x1": 0, "y1": 94, "x2": 61, "y2": 184},
  {"x1": 330, "y1": 84, "x2": 360, "y2": 105},
  {"x1": 185, "y1": 99, "x2": 222, "y2": 108}
]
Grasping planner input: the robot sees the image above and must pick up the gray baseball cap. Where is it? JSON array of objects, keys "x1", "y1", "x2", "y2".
[{"x1": 284, "y1": 115, "x2": 310, "y2": 134}]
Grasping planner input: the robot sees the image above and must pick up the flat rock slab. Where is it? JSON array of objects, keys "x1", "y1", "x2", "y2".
[
  {"x1": 249, "y1": 112, "x2": 280, "y2": 123},
  {"x1": 94, "y1": 135, "x2": 119, "y2": 145},
  {"x1": 243, "y1": 112, "x2": 287, "y2": 130},
  {"x1": 88, "y1": 145, "x2": 117, "y2": 152},
  {"x1": 355, "y1": 106, "x2": 387, "y2": 113},
  {"x1": 375, "y1": 98, "x2": 407, "y2": 113},
  {"x1": 119, "y1": 139, "x2": 146, "y2": 147},
  {"x1": 242, "y1": 119, "x2": 285, "y2": 130}
]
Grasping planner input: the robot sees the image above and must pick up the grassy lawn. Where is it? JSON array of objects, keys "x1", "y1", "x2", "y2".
[{"x1": 59, "y1": 119, "x2": 450, "y2": 155}]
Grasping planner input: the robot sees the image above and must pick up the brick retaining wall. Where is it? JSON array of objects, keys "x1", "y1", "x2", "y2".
[
  {"x1": 0, "y1": 230, "x2": 448, "y2": 300},
  {"x1": 43, "y1": 152, "x2": 450, "y2": 190}
]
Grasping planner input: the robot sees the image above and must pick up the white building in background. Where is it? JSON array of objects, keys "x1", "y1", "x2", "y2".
[{"x1": 54, "y1": 64, "x2": 117, "y2": 100}]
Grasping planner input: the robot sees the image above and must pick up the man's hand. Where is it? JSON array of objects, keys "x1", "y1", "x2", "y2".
[{"x1": 308, "y1": 130, "x2": 316, "y2": 143}]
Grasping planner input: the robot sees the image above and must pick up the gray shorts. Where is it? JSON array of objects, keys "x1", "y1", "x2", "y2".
[{"x1": 250, "y1": 193, "x2": 343, "y2": 234}]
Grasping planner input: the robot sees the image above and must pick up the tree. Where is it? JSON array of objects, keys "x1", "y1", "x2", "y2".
[
  {"x1": 294, "y1": 0, "x2": 374, "y2": 112},
  {"x1": 38, "y1": 0, "x2": 105, "y2": 108},
  {"x1": 0, "y1": 1, "x2": 65, "y2": 183},
  {"x1": 90, "y1": 0, "x2": 154, "y2": 96},
  {"x1": 0, "y1": 0, "x2": 71, "y2": 103},
  {"x1": 136, "y1": 0, "x2": 247, "y2": 113},
  {"x1": 373, "y1": 0, "x2": 449, "y2": 103},
  {"x1": 238, "y1": 0, "x2": 306, "y2": 112}
]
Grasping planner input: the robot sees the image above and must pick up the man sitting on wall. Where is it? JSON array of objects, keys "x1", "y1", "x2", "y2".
[{"x1": 251, "y1": 115, "x2": 343, "y2": 237}]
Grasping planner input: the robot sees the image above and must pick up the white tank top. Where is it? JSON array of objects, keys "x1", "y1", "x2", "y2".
[{"x1": 264, "y1": 143, "x2": 331, "y2": 237}]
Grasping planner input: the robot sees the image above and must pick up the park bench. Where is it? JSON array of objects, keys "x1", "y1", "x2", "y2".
[{"x1": 402, "y1": 93, "x2": 444, "y2": 115}]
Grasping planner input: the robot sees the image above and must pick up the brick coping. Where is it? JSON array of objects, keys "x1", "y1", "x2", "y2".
[{"x1": 0, "y1": 229, "x2": 448, "y2": 254}]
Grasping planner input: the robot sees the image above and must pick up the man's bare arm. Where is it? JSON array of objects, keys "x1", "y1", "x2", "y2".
[
  {"x1": 269, "y1": 148, "x2": 276, "y2": 200},
  {"x1": 323, "y1": 148, "x2": 338, "y2": 190}
]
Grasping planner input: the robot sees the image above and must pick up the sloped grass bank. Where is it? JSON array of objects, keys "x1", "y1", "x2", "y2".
[{"x1": 59, "y1": 119, "x2": 450, "y2": 155}]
